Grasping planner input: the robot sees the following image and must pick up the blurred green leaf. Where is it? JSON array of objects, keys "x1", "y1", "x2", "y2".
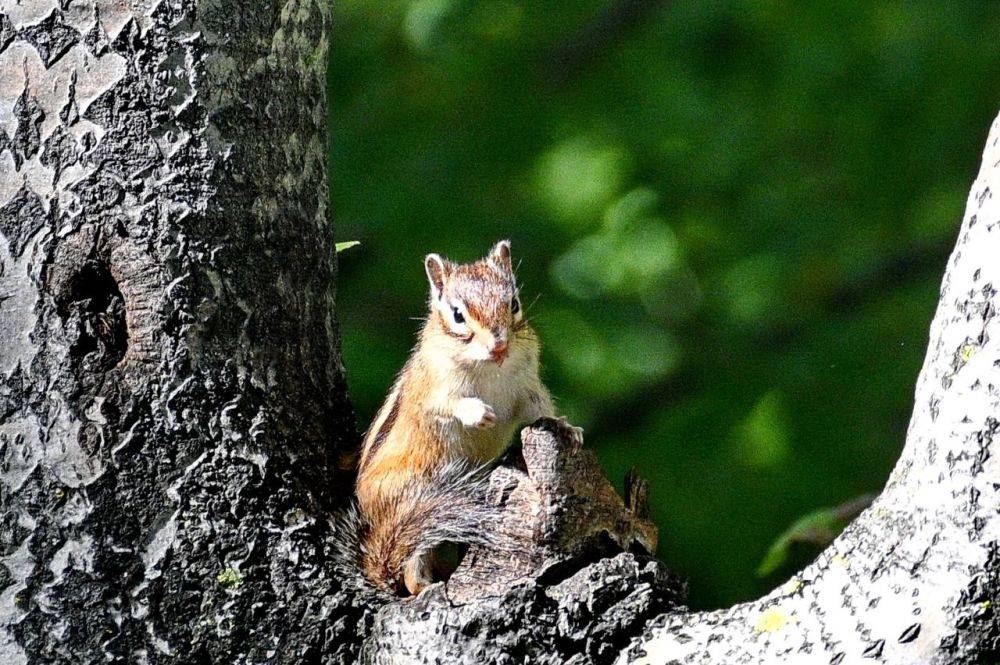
[
  {"x1": 612, "y1": 324, "x2": 680, "y2": 379},
  {"x1": 335, "y1": 241, "x2": 361, "y2": 253},
  {"x1": 604, "y1": 187, "x2": 660, "y2": 232},
  {"x1": 755, "y1": 508, "x2": 841, "y2": 578},
  {"x1": 551, "y1": 235, "x2": 619, "y2": 299},
  {"x1": 403, "y1": 0, "x2": 456, "y2": 50},
  {"x1": 730, "y1": 390, "x2": 791, "y2": 469},
  {"x1": 756, "y1": 493, "x2": 875, "y2": 577},
  {"x1": 535, "y1": 137, "x2": 630, "y2": 225},
  {"x1": 551, "y1": 188, "x2": 683, "y2": 300}
]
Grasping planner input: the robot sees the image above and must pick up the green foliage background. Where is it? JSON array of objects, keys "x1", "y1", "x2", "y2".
[{"x1": 328, "y1": 0, "x2": 1000, "y2": 608}]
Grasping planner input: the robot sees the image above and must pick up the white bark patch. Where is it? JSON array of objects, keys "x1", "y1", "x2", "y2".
[
  {"x1": 0, "y1": 415, "x2": 42, "y2": 493},
  {"x1": 0, "y1": 540, "x2": 30, "y2": 665},
  {"x1": 0, "y1": 234, "x2": 41, "y2": 376},
  {"x1": 1, "y1": 0, "x2": 58, "y2": 29},
  {"x1": 0, "y1": 39, "x2": 125, "y2": 209}
]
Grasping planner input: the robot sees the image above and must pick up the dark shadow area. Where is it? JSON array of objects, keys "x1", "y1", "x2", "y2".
[{"x1": 57, "y1": 260, "x2": 127, "y2": 372}]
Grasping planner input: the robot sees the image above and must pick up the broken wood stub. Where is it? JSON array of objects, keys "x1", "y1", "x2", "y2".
[
  {"x1": 448, "y1": 418, "x2": 661, "y2": 600},
  {"x1": 366, "y1": 419, "x2": 685, "y2": 664}
]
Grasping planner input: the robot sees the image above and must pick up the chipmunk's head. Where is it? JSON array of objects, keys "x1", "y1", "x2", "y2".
[{"x1": 424, "y1": 240, "x2": 526, "y2": 366}]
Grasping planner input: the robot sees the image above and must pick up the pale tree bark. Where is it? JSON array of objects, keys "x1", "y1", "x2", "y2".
[{"x1": 1, "y1": 2, "x2": 999, "y2": 664}]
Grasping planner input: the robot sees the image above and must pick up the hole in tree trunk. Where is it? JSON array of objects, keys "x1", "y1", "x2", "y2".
[{"x1": 56, "y1": 260, "x2": 128, "y2": 371}]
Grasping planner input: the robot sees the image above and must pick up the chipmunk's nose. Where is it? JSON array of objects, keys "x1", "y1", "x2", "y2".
[{"x1": 489, "y1": 339, "x2": 509, "y2": 366}]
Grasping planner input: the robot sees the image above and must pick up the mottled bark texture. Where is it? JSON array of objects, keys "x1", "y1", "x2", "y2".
[
  {"x1": 0, "y1": 0, "x2": 359, "y2": 662},
  {"x1": 3, "y1": 2, "x2": 1000, "y2": 664}
]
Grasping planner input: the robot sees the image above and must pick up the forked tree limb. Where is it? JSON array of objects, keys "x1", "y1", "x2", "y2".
[{"x1": 361, "y1": 119, "x2": 1000, "y2": 663}]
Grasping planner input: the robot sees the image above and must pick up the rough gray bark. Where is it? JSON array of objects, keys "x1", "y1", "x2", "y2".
[
  {"x1": 3, "y1": 1, "x2": 1000, "y2": 663},
  {"x1": 365, "y1": 419, "x2": 685, "y2": 664},
  {"x1": 0, "y1": 1, "x2": 360, "y2": 662}
]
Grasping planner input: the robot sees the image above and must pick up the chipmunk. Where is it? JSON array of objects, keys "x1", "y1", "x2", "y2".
[{"x1": 348, "y1": 240, "x2": 579, "y2": 596}]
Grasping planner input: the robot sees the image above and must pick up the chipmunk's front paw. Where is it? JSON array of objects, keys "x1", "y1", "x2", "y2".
[
  {"x1": 455, "y1": 398, "x2": 497, "y2": 429},
  {"x1": 556, "y1": 417, "x2": 584, "y2": 450}
]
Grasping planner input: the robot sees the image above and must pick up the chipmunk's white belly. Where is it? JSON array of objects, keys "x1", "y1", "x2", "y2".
[
  {"x1": 449, "y1": 355, "x2": 532, "y2": 464},
  {"x1": 460, "y1": 422, "x2": 518, "y2": 464}
]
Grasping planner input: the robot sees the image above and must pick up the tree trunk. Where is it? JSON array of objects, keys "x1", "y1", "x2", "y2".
[
  {"x1": 2, "y1": 2, "x2": 999, "y2": 663},
  {"x1": 0, "y1": 1, "x2": 359, "y2": 662}
]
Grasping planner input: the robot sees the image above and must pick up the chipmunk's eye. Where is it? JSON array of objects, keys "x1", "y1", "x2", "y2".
[
  {"x1": 511, "y1": 296, "x2": 520, "y2": 315},
  {"x1": 452, "y1": 306, "x2": 465, "y2": 324}
]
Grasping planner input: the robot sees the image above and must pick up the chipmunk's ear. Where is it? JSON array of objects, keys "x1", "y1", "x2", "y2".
[
  {"x1": 489, "y1": 239, "x2": 512, "y2": 271},
  {"x1": 424, "y1": 253, "x2": 449, "y2": 300}
]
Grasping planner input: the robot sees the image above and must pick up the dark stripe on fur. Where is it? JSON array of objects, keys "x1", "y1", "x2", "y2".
[{"x1": 360, "y1": 384, "x2": 403, "y2": 473}]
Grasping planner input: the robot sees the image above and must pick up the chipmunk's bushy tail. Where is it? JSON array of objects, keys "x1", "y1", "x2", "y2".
[{"x1": 332, "y1": 459, "x2": 495, "y2": 596}]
